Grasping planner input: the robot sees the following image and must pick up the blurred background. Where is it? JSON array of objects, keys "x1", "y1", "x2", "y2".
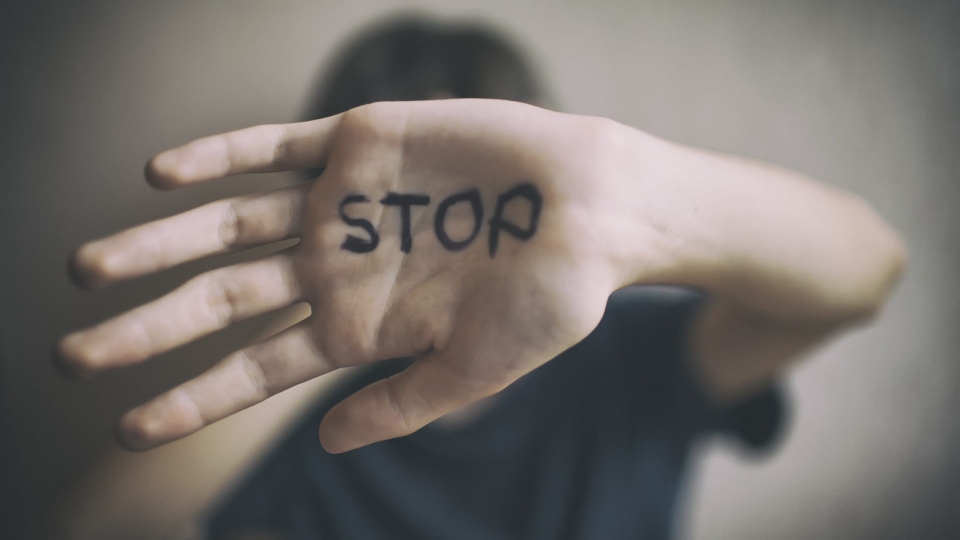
[{"x1": 1, "y1": 0, "x2": 958, "y2": 538}]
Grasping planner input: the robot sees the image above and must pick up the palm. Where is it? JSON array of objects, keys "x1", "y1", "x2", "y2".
[{"x1": 58, "y1": 100, "x2": 618, "y2": 452}]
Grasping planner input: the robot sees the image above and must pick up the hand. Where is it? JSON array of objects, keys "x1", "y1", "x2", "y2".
[{"x1": 56, "y1": 100, "x2": 633, "y2": 453}]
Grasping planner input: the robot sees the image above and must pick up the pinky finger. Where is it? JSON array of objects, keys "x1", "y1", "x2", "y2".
[{"x1": 116, "y1": 320, "x2": 333, "y2": 451}]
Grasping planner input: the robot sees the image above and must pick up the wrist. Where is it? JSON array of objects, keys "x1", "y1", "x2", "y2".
[{"x1": 585, "y1": 120, "x2": 714, "y2": 291}]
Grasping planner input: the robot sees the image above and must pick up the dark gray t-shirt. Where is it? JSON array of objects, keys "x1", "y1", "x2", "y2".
[{"x1": 208, "y1": 287, "x2": 785, "y2": 540}]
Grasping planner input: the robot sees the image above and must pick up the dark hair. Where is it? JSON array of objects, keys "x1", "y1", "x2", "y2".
[{"x1": 305, "y1": 16, "x2": 546, "y2": 120}]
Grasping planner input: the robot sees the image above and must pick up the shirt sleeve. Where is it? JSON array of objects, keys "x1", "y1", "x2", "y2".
[{"x1": 603, "y1": 285, "x2": 789, "y2": 452}]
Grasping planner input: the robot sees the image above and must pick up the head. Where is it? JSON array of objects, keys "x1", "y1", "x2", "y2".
[{"x1": 305, "y1": 15, "x2": 548, "y2": 120}]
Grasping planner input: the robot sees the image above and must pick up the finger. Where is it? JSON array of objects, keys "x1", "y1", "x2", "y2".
[
  {"x1": 56, "y1": 253, "x2": 300, "y2": 376},
  {"x1": 70, "y1": 184, "x2": 309, "y2": 288},
  {"x1": 318, "y1": 354, "x2": 506, "y2": 453},
  {"x1": 116, "y1": 321, "x2": 331, "y2": 450},
  {"x1": 145, "y1": 114, "x2": 342, "y2": 189}
]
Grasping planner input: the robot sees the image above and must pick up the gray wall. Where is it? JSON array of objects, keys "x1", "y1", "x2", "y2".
[{"x1": 1, "y1": 0, "x2": 957, "y2": 538}]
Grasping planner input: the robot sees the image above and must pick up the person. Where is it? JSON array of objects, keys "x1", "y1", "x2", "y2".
[{"x1": 55, "y1": 16, "x2": 906, "y2": 540}]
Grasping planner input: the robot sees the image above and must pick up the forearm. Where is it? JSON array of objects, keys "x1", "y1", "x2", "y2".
[
  {"x1": 604, "y1": 123, "x2": 906, "y2": 324},
  {"x1": 585, "y1": 120, "x2": 906, "y2": 399}
]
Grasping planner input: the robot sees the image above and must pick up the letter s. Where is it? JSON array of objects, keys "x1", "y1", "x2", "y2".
[{"x1": 339, "y1": 194, "x2": 379, "y2": 253}]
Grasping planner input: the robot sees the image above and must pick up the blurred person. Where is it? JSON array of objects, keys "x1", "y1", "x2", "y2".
[{"x1": 56, "y1": 16, "x2": 905, "y2": 540}]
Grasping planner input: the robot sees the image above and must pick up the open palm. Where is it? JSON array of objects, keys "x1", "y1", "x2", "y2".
[{"x1": 58, "y1": 99, "x2": 625, "y2": 453}]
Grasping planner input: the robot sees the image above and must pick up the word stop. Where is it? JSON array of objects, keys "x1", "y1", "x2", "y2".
[{"x1": 338, "y1": 183, "x2": 543, "y2": 257}]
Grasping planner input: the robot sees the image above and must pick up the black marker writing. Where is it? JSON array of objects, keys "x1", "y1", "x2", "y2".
[
  {"x1": 338, "y1": 183, "x2": 543, "y2": 257},
  {"x1": 434, "y1": 188, "x2": 484, "y2": 251},
  {"x1": 380, "y1": 192, "x2": 430, "y2": 253},
  {"x1": 339, "y1": 194, "x2": 379, "y2": 253},
  {"x1": 488, "y1": 183, "x2": 542, "y2": 257}
]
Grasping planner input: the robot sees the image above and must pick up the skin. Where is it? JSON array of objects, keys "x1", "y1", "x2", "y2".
[{"x1": 55, "y1": 99, "x2": 906, "y2": 456}]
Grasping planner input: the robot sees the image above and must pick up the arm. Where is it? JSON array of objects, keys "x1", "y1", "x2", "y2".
[
  {"x1": 55, "y1": 99, "x2": 905, "y2": 454},
  {"x1": 596, "y1": 126, "x2": 906, "y2": 401}
]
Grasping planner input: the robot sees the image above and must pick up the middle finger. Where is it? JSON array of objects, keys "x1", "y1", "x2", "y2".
[{"x1": 71, "y1": 183, "x2": 309, "y2": 288}]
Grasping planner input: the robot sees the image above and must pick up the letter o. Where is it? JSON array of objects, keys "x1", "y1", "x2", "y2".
[{"x1": 434, "y1": 189, "x2": 484, "y2": 251}]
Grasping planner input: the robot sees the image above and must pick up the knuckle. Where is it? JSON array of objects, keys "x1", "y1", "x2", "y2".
[
  {"x1": 268, "y1": 125, "x2": 291, "y2": 168},
  {"x1": 236, "y1": 350, "x2": 270, "y2": 400},
  {"x1": 342, "y1": 102, "x2": 406, "y2": 140},
  {"x1": 220, "y1": 197, "x2": 279, "y2": 248},
  {"x1": 197, "y1": 272, "x2": 239, "y2": 327},
  {"x1": 384, "y1": 379, "x2": 413, "y2": 432},
  {"x1": 217, "y1": 201, "x2": 240, "y2": 249}
]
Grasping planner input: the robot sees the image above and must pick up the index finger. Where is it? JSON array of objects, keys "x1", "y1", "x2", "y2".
[{"x1": 145, "y1": 114, "x2": 343, "y2": 189}]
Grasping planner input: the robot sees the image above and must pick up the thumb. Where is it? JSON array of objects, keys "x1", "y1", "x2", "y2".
[{"x1": 318, "y1": 353, "x2": 502, "y2": 453}]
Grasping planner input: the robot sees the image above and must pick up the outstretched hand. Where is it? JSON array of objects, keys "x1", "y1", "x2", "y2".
[{"x1": 56, "y1": 100, "x2": 634, "y2": 453}]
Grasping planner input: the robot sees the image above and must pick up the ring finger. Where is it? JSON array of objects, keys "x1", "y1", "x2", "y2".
[{"x1": 56, "y1": 252, "x2": 302, "y2": 375}]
